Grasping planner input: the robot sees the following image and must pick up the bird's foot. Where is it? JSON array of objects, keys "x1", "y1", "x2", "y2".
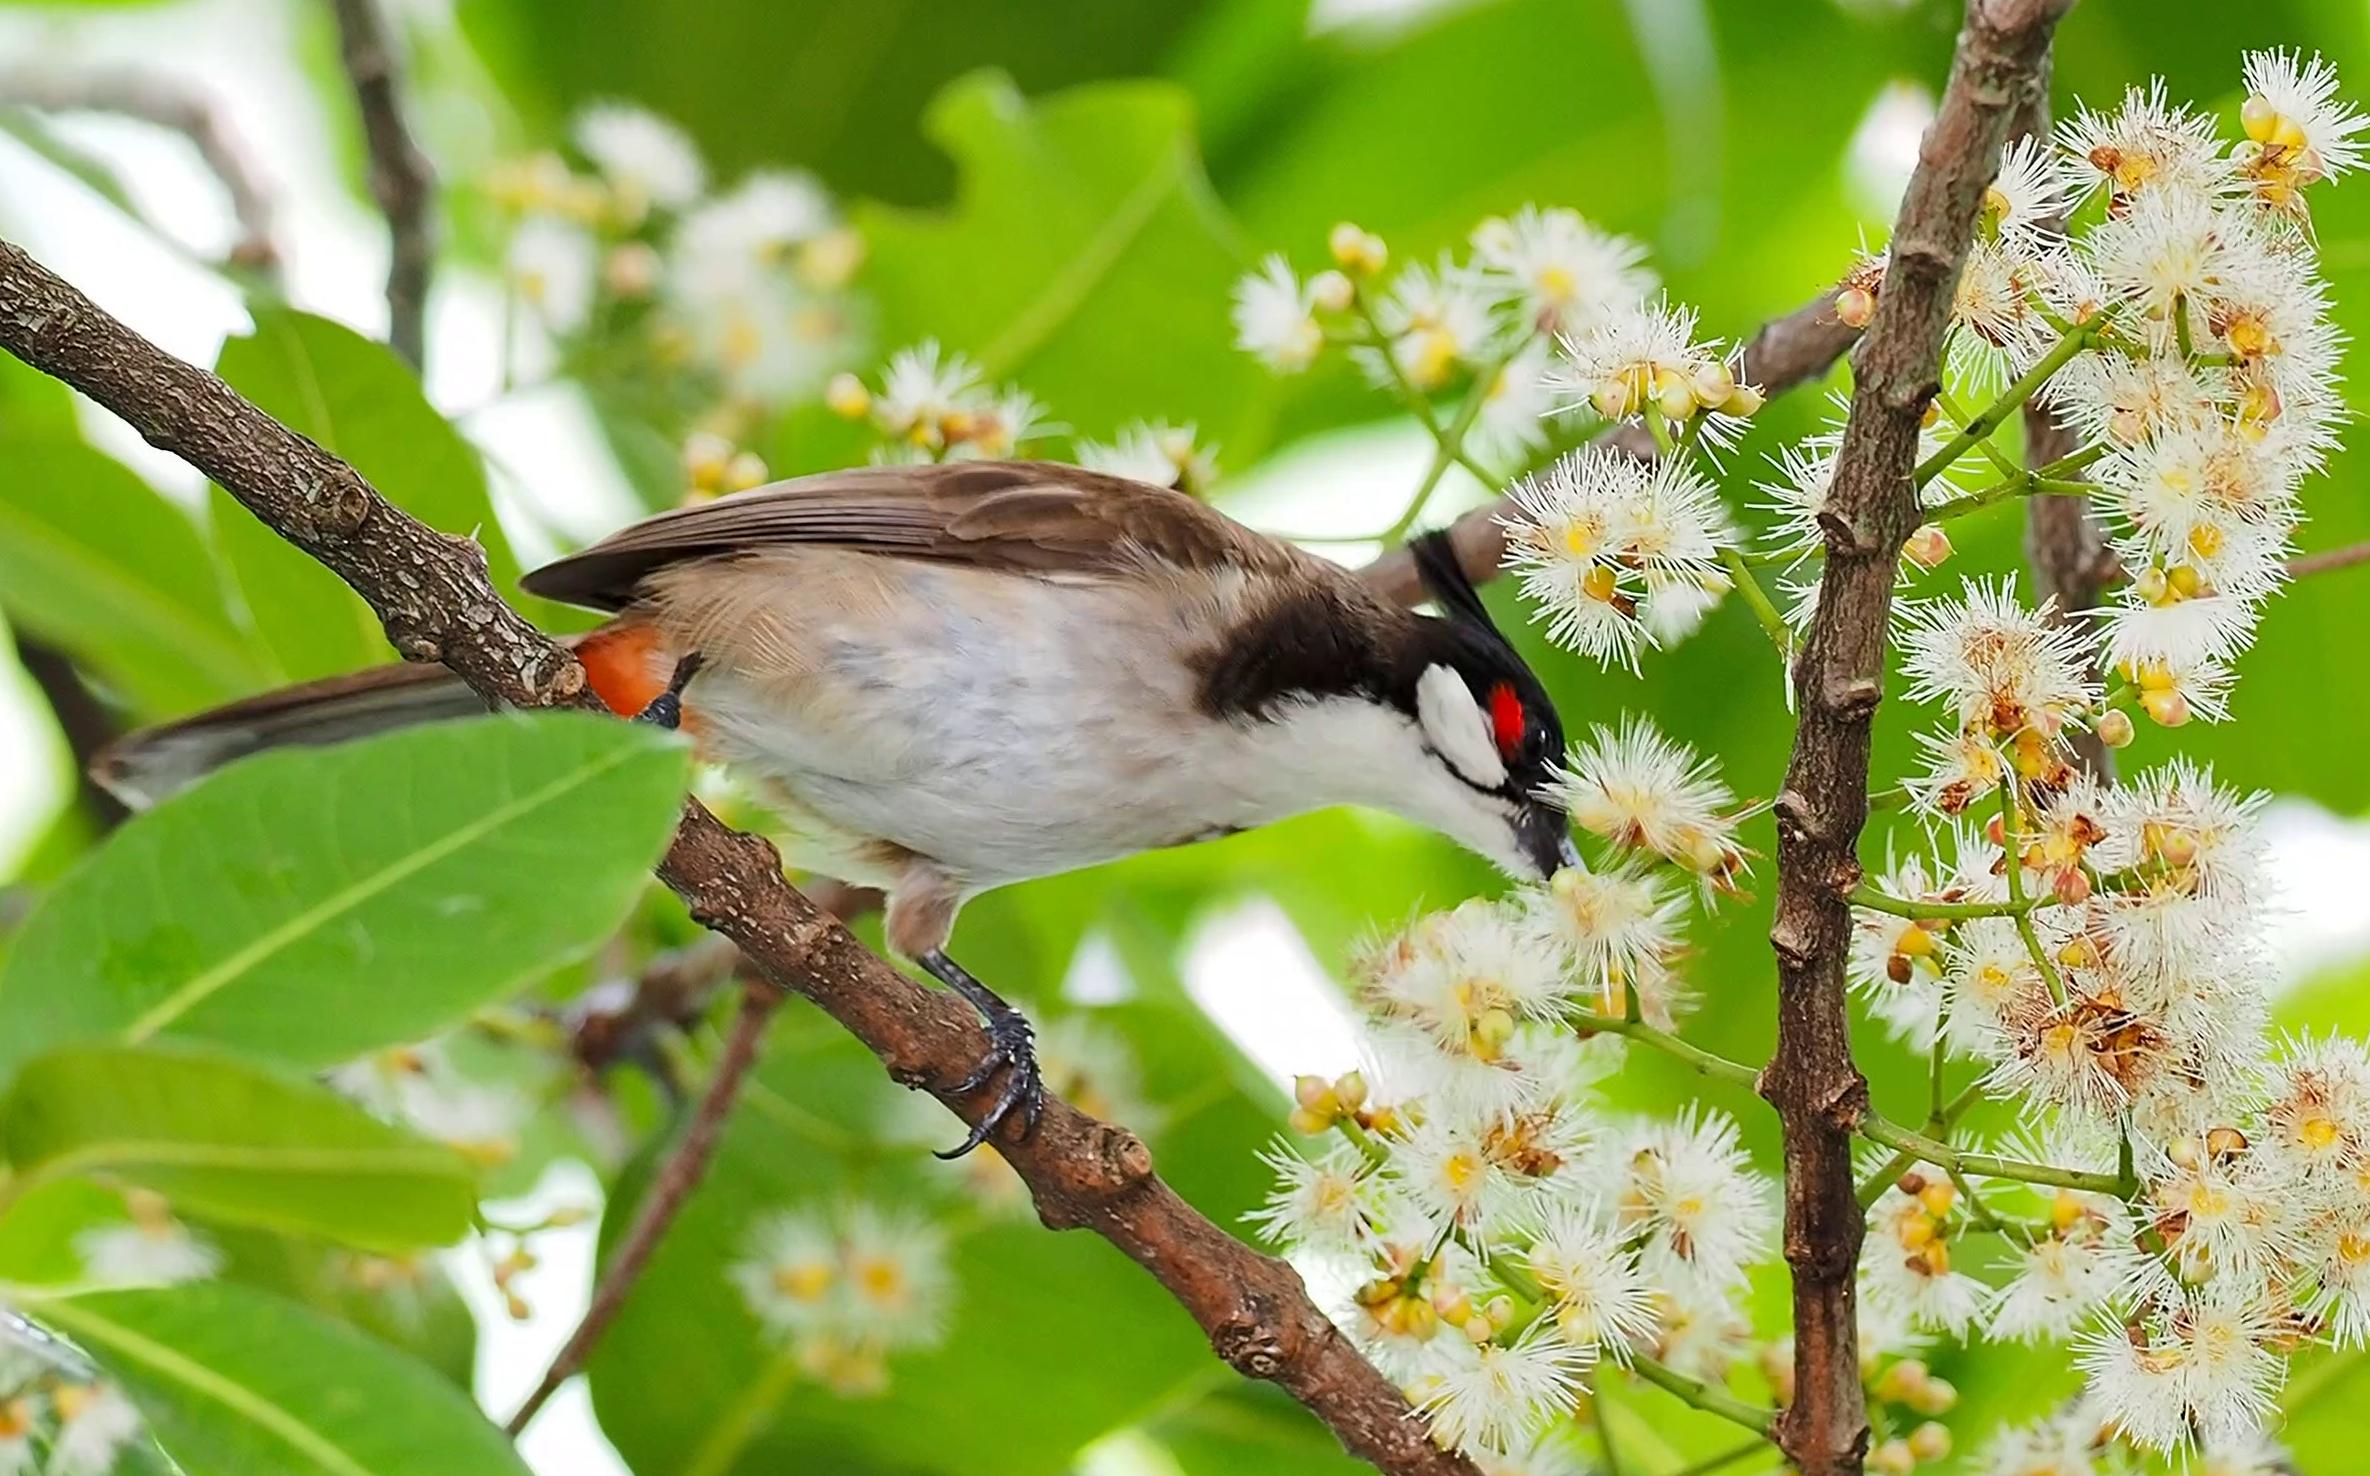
[
  {"x1": 634, "y1": 652, "x2": 705, "y2": 731},
  {"x1": 918, "y1": 950, "x2": 1046, "y2": 1159}
]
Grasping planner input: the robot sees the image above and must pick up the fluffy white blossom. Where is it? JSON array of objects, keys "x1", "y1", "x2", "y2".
[
  {"x1": 1233, "y1": 255, "x2": 1325, "y2": 372},
  {"x1": 572, "y1": 102, "x2": 706, "y2": 212},
  {"x1": 1470, "y1": 206, "x2": 1654, "y2": 335}
]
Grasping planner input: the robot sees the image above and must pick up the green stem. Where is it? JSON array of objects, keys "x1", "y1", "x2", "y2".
[
  {"x1": 1859, "y1": 1085, "x2": 1982, "y2": 1208},
  {"x1": 1379, "y1": 348, "x2": 1515, "y2": 542},
  {"x1": 1913, "y1": 323, "x2": 2099, "y2": 487},
  {"x1": 1352, "y1": 297, "x2": 1445, "y2": 436},
  {"x1": 1336, "y1": 1117, "x2": 1390, "y2": 1172},
  {"x1": 1997, "y1": 779, "x2": 2069, "y2": 1005},
  {"x1": 1934, "y1": 386, "x2": 2023, "y2": 478},
  {"x1": 1628, "y1": 1356, "x2": 1778, "y2": 1438},
  {"x1": 1847, "y1": 886, "x2": 2035, "y2": 922},
  {"x1": 1571, "y1": 1010, "x2": 1761, "y2": 1089},
  {"x1": 1858, "y1": 1114, "x2": 2126, "y2": 1195},
  {"x1": 1718, "y1": 545, "x2": 1793, "y2": 660}
]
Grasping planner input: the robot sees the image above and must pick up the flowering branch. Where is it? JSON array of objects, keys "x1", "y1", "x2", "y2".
[
  {"x1": 0, "y1": 239, "x2": 1481, "y2": 1476},
  {"x1": 1856, "y1": 1115, "x2": 2123, "y2": 1196},
  {"x1": 1761, "y1": 6, "x2": 2071, "y2": 1475},
  {"x1": 1358, "y1": 287, "x2": 1862, "y2": 602},
  {"x1": 325, "y1": 0, "x2": 435, "y2": 370}
]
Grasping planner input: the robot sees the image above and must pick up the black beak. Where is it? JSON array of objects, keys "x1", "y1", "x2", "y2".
[{"x1": 1517, "y1": 804, "x2": 1578, "y2": 880}]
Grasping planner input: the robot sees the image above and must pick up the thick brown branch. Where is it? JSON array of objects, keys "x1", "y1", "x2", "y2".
[
  {"x1": 0, "y1": 239, "x2": 1475, "y2": 1476},
  {"x1": 0, "y1": 67, "x2": 279, "y2": 276},
  {"x1": 324, "y1": 0, "x2": 435, "y2": 370},
  {"x1": 510, "y1": 978, "x2": 777, "y2": 1435},
  {"x1": 1359, "y1": 287, "x2": 1862, "y2": 603},
  {"x1": 1762, "y1": 5, "x2": 2072, "y2": 1475}
]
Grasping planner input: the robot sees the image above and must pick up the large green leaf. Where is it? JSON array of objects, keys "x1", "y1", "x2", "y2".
[
  {"x1": 1, "y1": 1044, "x2": 477, "y2": 1252},
  {"x1": 22, "y1": 1282, "x2": 529, "y2": 1476},
  {"x1": 0, "y1": 432, "x2": 263, "y2": 714},
  {"x1": 0, "y1": 713, "x2": 688, "y2": 1081},
  {"x1": 846, "y1": 72, "x2": 1278, "y2": 460},
  {"x1": 206, "y1": 1224, "x2": 480, "y2": 1391},
  {"x1": 209, "y1": 309, "x2": 529, "y2": 683}
]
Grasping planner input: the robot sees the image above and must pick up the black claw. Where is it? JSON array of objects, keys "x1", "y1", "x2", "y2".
[
  {"x1": 635, "y1": 653, "x2": 705, "y2": 730},
  {"x1": 934, "y1": 1010, "x2": 1041, "y2": 1160}
]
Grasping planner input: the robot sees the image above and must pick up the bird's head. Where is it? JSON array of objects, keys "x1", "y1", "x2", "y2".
[{"x1": 1386, "y1": 531, "x2": 1576, "y2": 881}]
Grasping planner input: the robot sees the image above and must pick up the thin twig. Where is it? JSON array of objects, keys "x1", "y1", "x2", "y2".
[
  {"x1": 0, "y1": 237, "x2": 1481, "y2": 1476},
  {"x1": 2287, "y1": 540, "x2": 2370, "y2": 580},
  {"x1": 1760, "y1": 4, "x2": 2072, "y2": 1474},
  {"x1": 1358, "y1": 288, "x2": 1863, "y2": 602},
  {"x1": 508, "y1": 979, "x2": 777, "y2": 1435},
  {"x1": 9, "y1": 631, "x2": 128, "y2": 831},
  {"x1": 0, "y1": 66, "x2": 279, "y2": 276},
  {"x1": 325, "y1": 0, "x2": 435, "y2": 370}
]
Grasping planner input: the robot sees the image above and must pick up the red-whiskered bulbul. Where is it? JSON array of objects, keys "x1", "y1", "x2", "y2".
[{"x1": 98, "y1": 461, "x2": 1575, "y2": 1154}]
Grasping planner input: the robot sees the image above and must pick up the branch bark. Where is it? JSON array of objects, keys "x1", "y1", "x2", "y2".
[
  {"x1": 324, "y1": 0, "x2": 435, "y2": 370},
  {"x1": 0, "y1": 67, "x2": 279, "y2": 277},
  {"x1": 1760, "y1": 5, "x2": 2071, "y2": 1474},
  {"x1": 0, "y1": 239, "x2": 1477, "y2": 1476},
  {"x1": 1358, "y1": 287, "x2": 1863, "y2": 603},
  {"x1": 510, "y1": 978, "x2": 777, "y2": 1435}
]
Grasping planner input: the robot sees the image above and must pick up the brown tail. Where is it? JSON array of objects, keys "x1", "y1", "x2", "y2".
[{"x1": 93, "y1": 622, "x2": 673, "y2": 809}]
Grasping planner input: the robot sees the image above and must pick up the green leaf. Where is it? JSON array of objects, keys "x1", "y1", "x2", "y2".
[
  {"x1": 0, "y1": 432, "x2": 264, "y2": 714},
  {"x1": 206, "y1": 1224, "x2": 480, "y2": 1391},
  {"x1": 849, "y1": 72, "x2": 1278, "y2": 458},
  {"x1": 0, "y1": 712, "x2": 688, "y2": 1082},
  {"x1": 22, "y1": 1282, "x2": 530, "y2": 1476},
  {"x1": 0, "y1": 1044, "x2": 477, "y2": 1251},
  {"x1": 209, "y1": 309, "x2": 529, "y2": 682}
]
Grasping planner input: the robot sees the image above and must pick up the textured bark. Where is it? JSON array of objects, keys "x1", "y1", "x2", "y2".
[
  {"x1": 1760, "y1": 5, "x2": 2073, "y2": 1474},
  {"x1": 0, "y1": 239, "x2": 1476, "y2": 1476},
  {"x1": 1360, "y1": 287, "x2": 1862, "y2": 603},
  {"x1": 325, "y1": 0, "x2": 435, "y2": 370}
]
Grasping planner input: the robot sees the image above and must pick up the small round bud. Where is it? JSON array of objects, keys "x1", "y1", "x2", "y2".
[
  {"x1": 1836, "y1": 285, "x2": 1876, "y2": 329},
  {"x1": 1721, "y1": 382, "x2": 1765, "y2": 417},
  {"x1": 2096, "y1": 709, "x2": 2135, "y2": 749},
  {"x1": 1328, "y1": 222, "x2": 1388, "y2": 277},
  {"x1": 603, "y1": 242, "x2": 663, "y2": 299},
  {"x1": 1308, "y1": 269, "x2": 1355, "y2": 313},
  {"x1": 2139, "y1": 687, "x2": 2191, "y2": 728},
  {"x1": 2207, "y1": 1125, "x2": 2250, "y2": 1159},
  {"x1": 724, "y1": 451, "x2": 769, "y2": 493},
  {"x1": 1917, "y1": 1180, "x2": 1957, "y2": 1218},
  {"x1": 1294, "y1": 1075, "x2": 1336, "y2": 1112},
  {"x1": 1334, "y1": 1070, "x2": 1368, "y2": 1111},
  {"x1": 1590, "y1": 377, "x2": 1634, "y2": 420},
  {"x1": 2168, "y1": 1136, "x2": 2203, "y2": 1170},
  {"x1": 824, "y1": 372, "x2": 872, "y2": 419},
  {"x1": 1902, "y1": 524, "x2": 1953, "y2": 571},
  {"x1": 2243, "y1": 93, "x2": 2281, "y2": 144},
  {"x1": 1688, "y1": 358, "x2": 1736, "y2": 407},
  {"x1": 1910, "y1": 1376, "x2": 1958, "y2": 1415},
  {"x1": 1869, "y1": 1439, "x2": 1916, "y2": 1476},
  {"x1": 682, "y1": 430, "x2": 734, "y2": 492},
  {"x1": 1654, "y1": 371, "x2": 1698, "y2": 422},
  {"x1": 1287, "y1": 1106, "x2": 1333, "y2": 1135},
  {"x1": 1874, "y1": 1358, "x2": 1929, "y2": 1404},
  {"x1": 1909, "y1": 1422, "x2": 1952, "y2": 1461}
]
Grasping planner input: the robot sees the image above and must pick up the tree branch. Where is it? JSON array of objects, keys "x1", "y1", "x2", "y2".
[
  {"x1": 1358, "y1": 287, "x2": 1862, "y2": 603},
  {"x1": 509, "y1": 978, "x2": 777, "y2": 1435},
  {"x1": 0, "y1": 239, "x2": 1477, "y2": 1476},
  {"x1": 324, "y1": 0, "x2": 434, "y2": 370},
  {"x1": 0, "y1": 66, "x2": 279, "y2": 277},
  {"x1": 1760, "y1": 5, "x2": 2071, "y2": 1475}
]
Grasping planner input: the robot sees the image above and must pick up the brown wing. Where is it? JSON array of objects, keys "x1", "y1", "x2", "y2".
[{"x1": 519, "y1": 460, "x2": 1321, "y2": 611}]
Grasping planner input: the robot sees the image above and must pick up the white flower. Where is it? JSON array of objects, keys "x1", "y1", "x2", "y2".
[
  {"x1": 2198, "y1": 1430, "x2": 2296, "y2": 1476},
  {"x1": 728, "y1": 1201, "x2": 952, "y2": 1357},
  {"x1": 1522, "y1": 1203, "x2": 1659, "y2": 1357},
  {"x1": 2261, "y1": 1034, "x2": 2370, "y2": 1185},
  {"x1": 839, "y1": 1203, "x2": 953, "y2": 1346},
  {"x1": 1949, "y1": 236, "x2": 2052, "y2": 392},
  {"x1": 2057, "y1": 78, "x2": 2232, "y2": 203},
  {"x1": 2240, "y1": 49, "x2": 2367, "y2": 188},
  {"x1": 1897, "y1": 575, "x2": 2097, "y2": 738},
  {"x1": 1470, "y1": 206, "x2": 1654, "y2": 335},
  {"x1": 2051, "y1": 348, "x2": 2220, "y2": 449},
  {"x1": 506, "y1": 217, "x2": 598, "y2": 332},
  {"x1": 1248, "y1": 1139, "x2": 1379, "y2": 1257},
  {"x1": 1410, "y1": 1331, "x2": 1589, "y2": 1456},
  {"x1": 1860, "y1": 1188, "x2": 1988, "y2": 1336},
  {"x1": 1603, "y1": 1109, "x2": 1771, "y2": 1294},
  {"x1": 873, "y1": 340, "x2": 985, "y2": 446},
  {"x1": 1516, "y1": 863, "x2": 1684, "y2": 1015},
  {"x1": 1986, "y1": 1200, "x2": 2133, "y2": 1342},
  {"x1": 48, "y1": 1384, "x2": 142, "y2": 1476},
  {"x1": 1366, "y1": 258, "x2": 1503, "y2": 392},
  {"x1": 1075, "y1": 420, "x2": 1218, "y2": 494},
  {"x1": 1549, "y1": 298, "x2": 1754, "y2": 452},
  {"x1": 1233, "y1": 255, "x2": 1324, "y2": 372},
  {"x1": 1552, "y1": 716, "x2": 1741, "y2": 881},
  {"x1": 730, "y1": 1209, "x2": 843, "y2": 1337},
  {"x1": 572, "y1": 102, "x2": 706, "y2": 212},
  {"x1": 73, "y1": 1217, "x2": 220, "y2": 1288},
  {"x1": 2079, "y1": 1284, "x2": 2286, "y2": 1453},
  {"x1": 2087, "y1": 188, "x2": 2259, "y2": 346},
  {"x1": 1469, "y1": 340, "x2": 1558, "y2": 467},
  {"x1": 672, "y1": 170, "x2": 835, "y2": 297},
  {"x1": 1754, "y1": 436, "x2": 1836, "y2": 561},
  {"x1": 1987, "y1": 134, "x2": 2073, "y2": 239},
  {"x1": 1973, "y1": 1413, "x2": 2110, "y2": 1476}
]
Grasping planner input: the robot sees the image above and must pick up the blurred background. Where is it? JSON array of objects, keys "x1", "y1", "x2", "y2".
[{"x1": 6, "y1": 0, "x2": 2370, "y2": 1472}]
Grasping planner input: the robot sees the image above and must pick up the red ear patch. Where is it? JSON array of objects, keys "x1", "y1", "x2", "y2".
[{"x1": 1488, "y1": 681, "x2": 1526, "y2": 757}]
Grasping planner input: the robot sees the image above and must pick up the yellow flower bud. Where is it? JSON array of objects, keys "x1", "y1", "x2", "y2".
[
  {"x1": 1309, "y1": 269, "x2": 1355, "y2": 313},
  {"x1": 824, "y1": 372, "x2": 871, "y2": 419},
  {"x1": 1917, "y1": 1180, "x2": 1957, "y2": 1218},
  {"x1": 1328, "y1": 222, "x2": 1388, "y2": 277},
  {"x1": 1335, "y1": 1070, "x2": 1369, "y2": 1111},
  {"x1": 1909, "y1": 1422, "x2": 1952, "y2": 1461},
  {"x1": 1869, "y1": 1439, "x2": 1917, "y2": 1476},
  {"x1": 1590, "y1": 377, "x2": 1635, "y2": 420},
  {"x1": 2096, "y1": 709, "x2": 2135, "y2": 749},
  {"x1": 1874, "y1": 1358, "x2": 1929, "y2": 1405},
  {"x1": 2243, "y1": 93, "x2": 2281, "y2": 144},
  {"x1": 1294, "y1": 1074, "x2": 1337, "y2": 1112},
  {"x1": 2139, "y1": 687, "x2": 2191, "y2": 728},
  {"x1": 1902, "y1": 524, "x2": 1953, "y2": 571},
  {"x1": 724, "y1": 451, "x2": 769, "y2": 493},
  {"x1": 1288, "y1": 1106, "x2": 1333, "y2": 1135},
  {"x1": 1910, "y1": 1376, "x2": 1957, "y2": 1415},
  {"x1": 1836, "y1": 285, "x2": 1876, "y2": 329},
  {"x1": 1721, "y1": 382, "x2": 1765, "y2": 417}
]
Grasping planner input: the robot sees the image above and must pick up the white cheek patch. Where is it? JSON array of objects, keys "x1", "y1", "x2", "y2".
[{"x1": 1415, "y1": 665, "x2": 1507, "y2": 789}]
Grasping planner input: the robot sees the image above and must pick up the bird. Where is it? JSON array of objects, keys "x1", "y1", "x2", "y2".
[{"x1": 97, "y1": 459, "x2": 1576, "y2": 1156}]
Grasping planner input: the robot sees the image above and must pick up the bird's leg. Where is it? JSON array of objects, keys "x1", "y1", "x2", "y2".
[
  {"x1": 917, "y1": 950, "x2": 1045, "y2": 1159},
  {"x1": 634, "y1": 652, "x2": 705, "y2": 730}
]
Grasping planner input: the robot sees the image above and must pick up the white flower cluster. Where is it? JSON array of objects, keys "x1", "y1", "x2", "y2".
[
  {"x1": 728, "y1": 1200, "x2": 953, "y2": 1397},
  {"x1": 1257, "y1": 721, "x2": 1770, "y2": 1464},
  {"x1": 1232, "y1": 208, "x2": 1663, "y2": 473},
  {"x1": 485, "y1": 102, "x2": 867, "y2": 492},
  {"x1": 0, "y1": 1322, "x2": 145, "y2": 1476}
]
